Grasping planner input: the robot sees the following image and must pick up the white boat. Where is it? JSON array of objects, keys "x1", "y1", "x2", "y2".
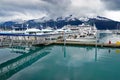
[
  {"x1": 25, "y1": 27, "x2": 56, "y2": 35},
  {"x1": 25, "y1": 28, "x2": 44, "y2": 35},
  {"x1": 66, "y1": 35, "x2": 96, "y2": 42},
  {"x1": 41, "y1": 27, "x2": 55, "y2": 34},
  {"x1": 0, "y1": 29, "x2": 25, "y2": 34},
  {"x1": 66, "y1": 24, "x2": 97, "y2": 42}
]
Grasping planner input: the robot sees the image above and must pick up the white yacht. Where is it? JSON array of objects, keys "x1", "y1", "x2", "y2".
[
  {"x1": 66, "y1": 24, "x2": 97, "y2": 42},
  {"x1": 66, "y1": 35, "x2": 96, "y2": 42},
  {"x1": 41, "y1": 27, "x2": 55, "y2": 34},
  {"x1": 25, "y1": 28, "x2": 43, "y2": 35},
  {"x1": 0, "y1": 28, "x2": 25, "y2": 34},
  {"x1": 55, "y1": 28, "x2": 72, "y2": 34}
]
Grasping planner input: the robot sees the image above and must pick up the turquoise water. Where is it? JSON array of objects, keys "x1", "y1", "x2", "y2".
[{"x1": 0, "y1": 45, "x2": 120, "y2": 80}]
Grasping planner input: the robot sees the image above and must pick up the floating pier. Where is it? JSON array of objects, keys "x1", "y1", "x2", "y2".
[
  {"x1": 0, "y1": 33, "x2": 59, "y2": 47},
  {"x1": 53, "y1": 41, "x2": 120, "y2": 48}
]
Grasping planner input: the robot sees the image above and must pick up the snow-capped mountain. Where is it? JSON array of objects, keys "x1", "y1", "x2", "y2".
[
  {"x1": 79, "y1": 16, "x2": 112, "y2": 22},
  {"x1": 0, "y1": 15, "x2": 120, "y2": 30}
]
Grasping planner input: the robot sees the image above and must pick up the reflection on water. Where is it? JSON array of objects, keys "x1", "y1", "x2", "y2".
[
  {"x1": 108, "y1": 49, "x2": 111, "y2": 53},
  {"x1": 63, "y1": 46, "x2": 66, "y2": 58},
  {"x1": 1, "y1": 45, "x2": 120, "y2": 80},
  {"x1": 115, "y1": 49, "x2": 120, "y2": 54},
  {"x1": 0, "y1": 45, "x2": 51, "y2": 80},
  {"x1": 95, "y1": 46, "x2": 97, "y2": 61},
  {"x1": 10, "y1": 46, "x2": 32, "y2": 54}
]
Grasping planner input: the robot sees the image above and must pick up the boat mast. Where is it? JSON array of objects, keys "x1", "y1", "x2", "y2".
[
  {"x1": 22, "y1": 24, "x2": 23, "y2": 31},
  {"x1": 26, "y1": 24, "x2": 29, "y2": 30},
  {"x1": 54, "y1": 20, "x2": 57, "y2": 30},
  {"x1": 117, "y1": 23, "x2": 120, "y2": 32},
  {"x1": 45, "y1": 20, "x2": 47, "y2": 28}
]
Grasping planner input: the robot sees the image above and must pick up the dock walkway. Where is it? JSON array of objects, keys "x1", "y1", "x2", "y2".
[{"x1": 53, "y1": 41, "x2": 120, "y2": 48}]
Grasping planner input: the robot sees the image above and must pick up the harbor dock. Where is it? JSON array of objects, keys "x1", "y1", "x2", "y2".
[
  {"x1": 1, "y1": 37, "x2": 120, "y2": 48},
  {"x1": 52, "y1": 41, "x2": 120, "y2": 48},
  {"x1": 33, "y1": 40, "x2": 120, "y2": 48},
  {"x1": 0, "y1": 31, "x2": 120, "y2": 48}
]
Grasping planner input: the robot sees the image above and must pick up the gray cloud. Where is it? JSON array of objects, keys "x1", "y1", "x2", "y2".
[
  {"x1": 0, "y1": 0, "x2": 72, "y2": 21},
  {"x1": 41, "y1": 0, "x2": 71, "y2": 17},
  {"x1": 101, "y1": 0, "x2": 120, "y2": 10},
  {"x1": 0, "y1": 0, "x2": 120, "y2": 22}
]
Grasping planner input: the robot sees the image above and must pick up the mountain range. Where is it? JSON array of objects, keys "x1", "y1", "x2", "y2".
[{"x1": 0, "y1": 15, "x2": 120, "y2": 30}]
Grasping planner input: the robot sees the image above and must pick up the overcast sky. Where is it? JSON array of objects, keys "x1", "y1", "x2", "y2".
[{"x1": 0, "y1": 0, "x2": 120, "y2": 22}]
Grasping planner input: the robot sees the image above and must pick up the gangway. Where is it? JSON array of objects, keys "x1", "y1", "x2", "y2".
[{"x1": 0, "y1": 32, "x2": 79, "y2": 47}]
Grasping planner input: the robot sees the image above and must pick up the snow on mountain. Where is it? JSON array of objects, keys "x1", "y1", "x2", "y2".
[
  {"x1": 79, "y1": 17, "x2": 89, "y2": 22},
  {"x1": 79, "y1": 16, "x2": 112, "y2": 22},
  {"x1": 56, "y1": 15, "x2": 77, "y2": 22},
  {"x1": 12, "y1": 19, "x2": 26, "y2": 24},
  {"x1": 34, "y1": 16, "x2": 51, "y2": 23},
  {"x1": 92, "y1": 16, "x2": 112, "y2": 21}
]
